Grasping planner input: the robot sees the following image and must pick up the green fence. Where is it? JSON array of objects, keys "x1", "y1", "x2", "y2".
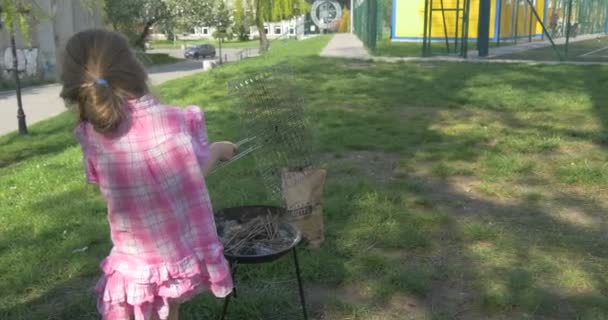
[{"x1": 353, "y1": 0, "x2": 383, "y2": 51}]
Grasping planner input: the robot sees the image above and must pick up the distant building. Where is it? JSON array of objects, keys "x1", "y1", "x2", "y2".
[
  {"x1": 184, "y1": 17, "x2": 305, "y2": 40},
  {"x1": 148, "y1": 0, "x2": 306, "y2": 42},
  {"x1": 0, "y1": 0, "x2": 103, "y2": 84}
]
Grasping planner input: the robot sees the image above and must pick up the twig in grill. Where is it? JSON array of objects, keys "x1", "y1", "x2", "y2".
[{"x1": 221, "y1": 213, "x2": 291, "y2": 255}]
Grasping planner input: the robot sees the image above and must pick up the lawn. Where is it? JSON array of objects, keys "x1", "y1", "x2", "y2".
[
  {"x1": 140, "y1": 53, "x2": 183, "y2": 67},
  {"x1": 2, "y1": 35, "x2": 608, "y2": 320},
  {"x1": 493, "y1": 36, "x2": 608, "y2": 62},
  {"x1": 0, "y1": 78, "x2": 55, "y2": 91},
  {"x1": 375, "y1": 38, "x2": 505, "y2": 57},
  {"x1": 150, "y1": 39, "x2": 260, "y2": 50}
]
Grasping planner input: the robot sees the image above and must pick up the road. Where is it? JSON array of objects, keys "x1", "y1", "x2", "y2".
[{"x1": 0, "y1": 54, "x2": 254, "y2": 136}]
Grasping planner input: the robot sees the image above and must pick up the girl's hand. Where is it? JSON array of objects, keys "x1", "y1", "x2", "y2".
[
  {"x1": 211, "y1": 141, "x2": 238, "y2": 161},
  {"x1": 203, "y1": 142, "x2": 238, "y2": 177}
]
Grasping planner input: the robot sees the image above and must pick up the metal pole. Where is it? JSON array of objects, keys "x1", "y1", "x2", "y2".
[
  {"x1": 350, "y1": 0, "x2": 354, "y2": 33},
  {"x1": 11, "y1": 33, "x2": 27, "y2": 135},
  {"x1": 369, "y1": 0, "x2": 377, "y2": 51},
  {"x1": 461, "y1": 0, "x2": 471, "y2": 57},
  {"x1": 429, "y1": 0, "x2": 434, "y2": 55},
  {"x1": 565, "y1": 0, "x2": 573, "y2": 58},
  {"x1": 528, "y1": 1, "x2": 534, "y2": 42},
  {"x1": 497, "y1": 0, "x2": 502, "y2": 47},
  {"x1": 514, "y1": 0, "x2": 520, "y2": 44},
  {"x1": 423, "y1": 0, "x2": 430, "y2": 56},
  {"x1": 219, "y1": 38, "x2": 223, "y2": 64},
  {"x1": 293, "y1": 248, "x2": 309, "y2": 320},
  {"x1": 477, "y1": 0, "x2": 491, "y2": 57},
  {"x1": 525, "y1": 0, "x2": 564, "y2": 60},
  {"x1": 439, "y1": 0, "x2": 451, "y2": 53},
  {"x1": 455, "y1": 0, "x2": 461, "y2": 52},
  {"x1": 605, "y1": 0, "x2": 608, "y2": 33},
  {"x1": 511, "y1": 0, "x2": 517, "y2": 42}
]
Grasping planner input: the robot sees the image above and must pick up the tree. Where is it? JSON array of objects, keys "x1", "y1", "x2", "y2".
[
  {"x1": 211, "y1": 0, "x2": 232, "y2": 64},
  {"x1": 253, "y1": 0, "x2": 310, "y2": 52},
  {"x1": 103, "y1": 0, "x2": 215, "y2": 49},
  {"x1": 0, "y1": 0, "x2": 45, "y2": 135},
  {"x1": 339, "y1": 7, "x2": 350, "y2": 33},
  {"x1": 383, "y1": 0, "x2": 391, "y2": 35},
  {"x1": 233, "y1": 0, "x2": 253, "y2": 41}
]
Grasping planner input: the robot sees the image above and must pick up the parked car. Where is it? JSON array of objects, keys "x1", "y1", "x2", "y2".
[{"x1": 184, "y1": 44, "x2": 216, "y2": 59}]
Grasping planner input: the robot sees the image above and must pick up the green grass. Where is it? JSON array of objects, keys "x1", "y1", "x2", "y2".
[
  {"x1": 140, "y1": 53, "x2": 182, "y2": 67},
  {"x1": 150, "y1": 39, "x2": 260, "y2": 50},
  {"x1": 375, "y1": 38, "x2": 504, "y2": 57},
  {"x1": 0, "y1": 78, "x2": 55, "y2": 91},
  {"x1": 494, "y1": 36, "x2": 608, "y2": 62},
  {"x1": 3, "y1": 36, "x2": 608, "y2": 319}
]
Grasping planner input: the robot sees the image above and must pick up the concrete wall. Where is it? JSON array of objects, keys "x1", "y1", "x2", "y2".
[{"x1": 0, "y1": 0, "x2": 104, "y2": 85}]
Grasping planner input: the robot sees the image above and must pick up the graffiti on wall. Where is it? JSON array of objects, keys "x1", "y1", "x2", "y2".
[{"x1": 2, "y1": 47, "x2": 39, "y2": 79}]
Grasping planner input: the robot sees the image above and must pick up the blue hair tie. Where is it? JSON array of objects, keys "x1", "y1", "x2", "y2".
[{"x1": 95, "y1": 79, "x2": 109, "y2": 87}]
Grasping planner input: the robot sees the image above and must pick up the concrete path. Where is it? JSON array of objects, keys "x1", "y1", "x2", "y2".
[
  {"x1": 320, "y1": 33, "x2": 608, "y2": 66},
  {"x1": 372, "y1": 55, "x2": 608, "y2": 66},
  {"x1": 0, "y1": 60, "x2": 209, "y2": 136},
  {"x1": 320, "y1": 33, "x2": 371, "y2": 59},
  {"x1": 469, "y1": 33, "x2": 606, "y2": 58}
]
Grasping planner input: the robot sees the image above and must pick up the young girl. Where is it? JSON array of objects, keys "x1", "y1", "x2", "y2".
[{"x1": 60, "y1": 29, "x2": 235, "y2": 320}]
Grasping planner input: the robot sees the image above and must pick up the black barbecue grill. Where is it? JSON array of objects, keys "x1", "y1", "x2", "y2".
[{"x1": 215, "y1": 206, "x2": 308, "y2": 320}]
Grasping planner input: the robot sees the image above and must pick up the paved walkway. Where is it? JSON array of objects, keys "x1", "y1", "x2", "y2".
[
  {"x1": 320, "y1": 33, "x2": 371, "y2": 59},
  {"x1": 0, "y1": 60, "x2": 207, "y2": 136},
  {"x1": 320, "y1": 33, "x2": 608, "y2": 66},
  {"x1": 469, "y1": 33, "x2": 606, "y2": 58}
]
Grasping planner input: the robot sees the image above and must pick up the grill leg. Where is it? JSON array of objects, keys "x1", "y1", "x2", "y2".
[
  {"x1": 219, "y1": 293, "x2": 232, "y2": 320},
  {"x1": 231, "y1": 262, "x2": 239, "y2": 299},
  {"x1": 292, "y1": 248, "x2": 308, "y2": 320},
  {"x1": 220, "y1": 262, "x2": 238, "y2": 320}
]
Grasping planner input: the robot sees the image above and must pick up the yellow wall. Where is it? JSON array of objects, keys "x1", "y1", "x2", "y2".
[
  {"x1": 499, "y1": 0, "x2": 545, "y2": 39},
  {"x1": 393, "y1": 0, "x2": 545, "y2": 40}
]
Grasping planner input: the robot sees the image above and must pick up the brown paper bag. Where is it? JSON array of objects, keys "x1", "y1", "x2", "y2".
[{"x1": 281, "y1": 168, "x2": 327, "y2": 248}]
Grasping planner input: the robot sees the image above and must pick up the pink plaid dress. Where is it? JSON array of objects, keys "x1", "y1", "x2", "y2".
[{"x1": 75, "y1": 95, "x2": 233, "y2": 320}]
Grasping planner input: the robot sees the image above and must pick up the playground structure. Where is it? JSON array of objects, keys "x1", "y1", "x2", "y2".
[
  {"x1": 350, "y1": 0, "x2": 608, "y2": 57},
  {"x1": 397, "y1": 0, "x2": 608, "y2": 56}
]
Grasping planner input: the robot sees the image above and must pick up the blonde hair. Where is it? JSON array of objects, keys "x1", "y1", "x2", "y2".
[{"x1": 60, "y1": 29, "x2": 149, "y2": 133}]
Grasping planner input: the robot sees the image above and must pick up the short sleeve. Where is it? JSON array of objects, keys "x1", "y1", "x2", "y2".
[
  {"x1": 183, "y1": 106, "x2": 210, "y2": 166},
  {"x1": 74, "y1": 124, "x2": 99, "y2": 184}
]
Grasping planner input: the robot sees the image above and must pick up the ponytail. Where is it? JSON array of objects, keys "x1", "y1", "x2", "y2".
[
  {"x1": 77, "y1": 79, "x2": 125, "y2": 133},
  {"x1": 60, "y1": 29, "x2": 148, "y2": 134}
]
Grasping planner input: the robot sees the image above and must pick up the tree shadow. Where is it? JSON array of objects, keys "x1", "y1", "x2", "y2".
[
  {"x1": 0, "y1": 188, "x2": 107, "y2": 319},
  {"x1": 0, "y1": 276, "x2": 99, "y2": 320},
  {"x1": 0, "y1": 111, "x2": 77, "y2": 169},
  {"x1": 4, "y1": 54, "x2": 608, "y2": 319}
]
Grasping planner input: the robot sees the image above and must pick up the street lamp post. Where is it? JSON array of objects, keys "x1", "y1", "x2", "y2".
[
  {"x1": 10, "y1": 31, "x2": 28, "y2": 135},
  {"x1": 1, "y1": 4, "x2": 30, "y2": 135}
]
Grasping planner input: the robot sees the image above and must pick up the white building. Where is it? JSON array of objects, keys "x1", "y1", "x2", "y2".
[{"x1": 181, "y1": 16, "x2": 305, "y2": 41}]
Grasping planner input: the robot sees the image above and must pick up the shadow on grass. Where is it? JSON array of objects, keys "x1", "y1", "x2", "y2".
[
  {"x1": 0, "y1": 276, "x2": 99, "y2": 320},
  {"x1": 3, "y1": 49, "x2": 608, "y2": 319},
  {"x1": 0, "y1": 112, "x2": 77, "y2": 169},
  {"x1": 0, "y1": 188, "x2": 107, "y2": 319}
]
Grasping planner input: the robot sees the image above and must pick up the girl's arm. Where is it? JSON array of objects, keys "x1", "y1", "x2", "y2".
[{"x1": 202, "y1": 141, "x2": 238, "y2": 177}]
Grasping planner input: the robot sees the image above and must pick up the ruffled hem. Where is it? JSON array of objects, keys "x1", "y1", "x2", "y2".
[{"x1": 96, "y1": 247, "x2": 233, "y2": 320}]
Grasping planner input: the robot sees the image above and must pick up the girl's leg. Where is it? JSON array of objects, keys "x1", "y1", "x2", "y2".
[
  {"x1": 150, "y1": 304, "x2": 179, "y2": 320},
  {"x1": 168, "y1": 304, "x2": 180, "y2": 320}
]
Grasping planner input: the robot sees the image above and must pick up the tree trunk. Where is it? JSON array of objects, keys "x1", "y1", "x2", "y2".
[
  {"x1": 219, "y1": 38, "x2": 223, "y2": 64},
  {"x1": 135, "y1": 20, "x2": 156, "y2": 50},
  {"x1": 257, "y1": 20, "x2": 270, "y2": 52}
]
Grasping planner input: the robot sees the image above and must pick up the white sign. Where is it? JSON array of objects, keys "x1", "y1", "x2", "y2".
[{"x1": 311, "y1": 0, "x2": 342, "y2": 30}]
